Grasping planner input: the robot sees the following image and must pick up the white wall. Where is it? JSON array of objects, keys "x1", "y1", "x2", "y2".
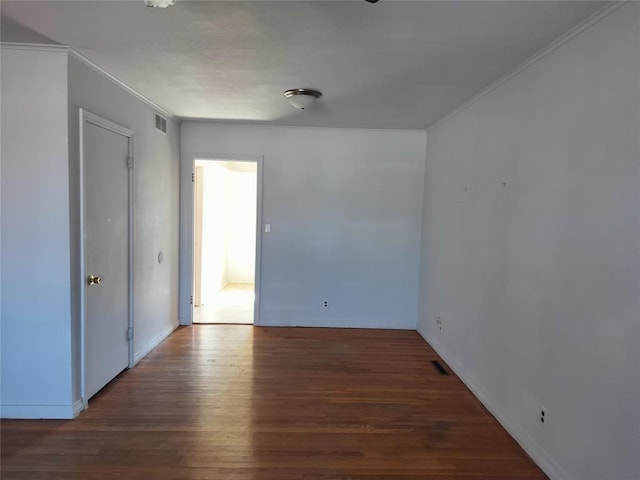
[
  {"x1": 0, "y1": 46, "x2": 180, "y2": 418},
  {"x1": 1, "y1": 46, "x2": 74, "y2": 418},
  {"x1": 417, "y1": 4, "x2": 639, "y2": 480},
  {"x1": 181, "y1": 125, "x2": 426, "y2": 329},
  {"x1": 226, "y1": 168, "x2": 257, "y2": 284},
  {"x1": 67, "y1": 55, "x2": 181, "y2": 398},
  {"x1": 199, "y1": 162, "x2": 230, "y2": 302}
]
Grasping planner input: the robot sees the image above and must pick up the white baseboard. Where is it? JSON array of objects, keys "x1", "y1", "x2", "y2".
[
  {"x1": 416, "y1": 324, "x2": 570, "y2": 480},
  {"x1": 258, "y1": 317, "x2": 415, "y2": 330},
  {"x1": 1, "y1": 403, "x2": 76, "y2": 419},
  {"x1": 73, "y1": 399, "x2": 85, "y2": 417},
  {"x1": 133, "y1": 324, "x2": 177, "y2": 365}
]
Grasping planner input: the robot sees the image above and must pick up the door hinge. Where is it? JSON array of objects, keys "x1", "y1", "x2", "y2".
[
  {"x1": 127, "y1": 326, "x2": 133, "y2": 340},
  {"x1": 127, "y1": 156, "x2": 134, "y2": 169},
  {"x1": 190, "y1": 295, "x2": 193, "y2": 305},
  {"x1": 192, "y1": 172, "x2": 195, "y2": 182}
]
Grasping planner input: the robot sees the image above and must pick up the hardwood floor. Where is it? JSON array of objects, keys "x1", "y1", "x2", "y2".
[{"x1": 1, "y1": 326, "x2": 547, "y2": 479}]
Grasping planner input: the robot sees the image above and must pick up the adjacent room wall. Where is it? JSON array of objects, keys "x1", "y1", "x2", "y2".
[
  {"x1": 180, "y1": 125, "x2": 426, "y2": 329},
  {"x1": 67, "y1": 55, "x2": 181, "y2": 398},
  {"x1": 226, "y1": 167, "x2": 257, "y2": 285},
  {"x1": 199, "y1": 162, "x2": 230, "y2": 302},
  {"x1": 1, "y1": 46, "x2": 74, "y2": 418},
  {"x1": 417, "y1": 4, "x2": 639, "y2": 480}
]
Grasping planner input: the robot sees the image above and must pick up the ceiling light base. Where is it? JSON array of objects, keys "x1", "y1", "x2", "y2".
[
  {"x1": 144, "y1": 0, "x2": 176, "y2": 8},
  {"x1": 284, "y1": 88, "x2": 322, "y2": 110}
]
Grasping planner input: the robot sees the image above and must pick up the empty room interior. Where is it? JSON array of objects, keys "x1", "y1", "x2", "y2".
[{"x1": 0, "y1": 1, "x2": 638, "y2": 480}]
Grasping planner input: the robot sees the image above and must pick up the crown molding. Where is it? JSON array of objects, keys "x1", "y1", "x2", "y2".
[
  {"x1": 68, "y1": 48, "x2": 174, "y2": 119},
  {"x1": 1, "y1": 42, "x2": 67, "y2": 53}
]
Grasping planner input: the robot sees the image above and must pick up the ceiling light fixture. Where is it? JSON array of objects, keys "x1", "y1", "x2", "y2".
[
  {"x1": 144, "y1": 0, "x2": 176, "y2": 8},
  {"x1": 284, "y1": 88, "x2": 322, "y2": 110}
]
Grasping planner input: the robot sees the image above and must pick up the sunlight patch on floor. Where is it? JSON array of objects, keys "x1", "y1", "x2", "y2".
[{"x1": 194, "y1": 283, "x2": 254, "y2": 324}]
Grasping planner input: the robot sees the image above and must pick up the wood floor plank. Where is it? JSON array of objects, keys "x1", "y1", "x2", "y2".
[{"x1": 1, "y1": 325, "x2": 547, "y2": 479}]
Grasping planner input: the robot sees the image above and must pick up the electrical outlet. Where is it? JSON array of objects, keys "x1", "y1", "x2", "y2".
[
  {"x1": 435, "y1": 316, "x2": 443, "y2": 331},
  {"x1": 540, "y1": 406, "x2": 547, "y2": 425},
  {"x1": 323, "y1": 299, "x2": 329, "y2": 308}
]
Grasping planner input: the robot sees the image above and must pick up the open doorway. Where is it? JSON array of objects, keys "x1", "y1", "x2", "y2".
[{"x1": 193, "y1": 159, "x2": 258, "y2": 324}]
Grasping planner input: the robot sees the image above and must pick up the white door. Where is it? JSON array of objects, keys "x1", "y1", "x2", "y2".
[{"x1": 82, "y1": 111, "x2": 132, "y2": 401}]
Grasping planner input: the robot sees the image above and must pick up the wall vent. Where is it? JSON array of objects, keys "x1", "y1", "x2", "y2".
[
  {"x1": 430, "y1": 360, "x2": 450, "y2": 376},
  {"x1": 154, "y1": 113, "x2": 167, "y2": 134}
]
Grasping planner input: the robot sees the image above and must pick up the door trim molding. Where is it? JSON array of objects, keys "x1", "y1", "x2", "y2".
[
  {"x1": 185, "y1": 154, "x2": 264, "y2": 326},
  {"x1": 79, "y1": 109, "x2": 134, "y2": 409}
]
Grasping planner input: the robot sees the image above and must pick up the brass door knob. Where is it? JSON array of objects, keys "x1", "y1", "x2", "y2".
[{"x1": 87, "y1": 275, "x2": 102, "y2": 285}]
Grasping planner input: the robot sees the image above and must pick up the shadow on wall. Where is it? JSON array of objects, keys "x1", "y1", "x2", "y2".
[{"x1": 1, "y1": 16, "x2": 61, "y2": 45}]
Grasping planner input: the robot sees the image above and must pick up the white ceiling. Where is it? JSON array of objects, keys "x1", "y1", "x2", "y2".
[{"x1": 1, "y1": 1, "x2": 605, "y2": 129}]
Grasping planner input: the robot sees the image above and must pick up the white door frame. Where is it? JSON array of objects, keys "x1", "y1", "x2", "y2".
[
  {"x1": 79, "y1": 108, "x2": 134, "y2": 409},
  {"x1": 187, "y1": 154, "x2": 264, "y2": 325}
]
